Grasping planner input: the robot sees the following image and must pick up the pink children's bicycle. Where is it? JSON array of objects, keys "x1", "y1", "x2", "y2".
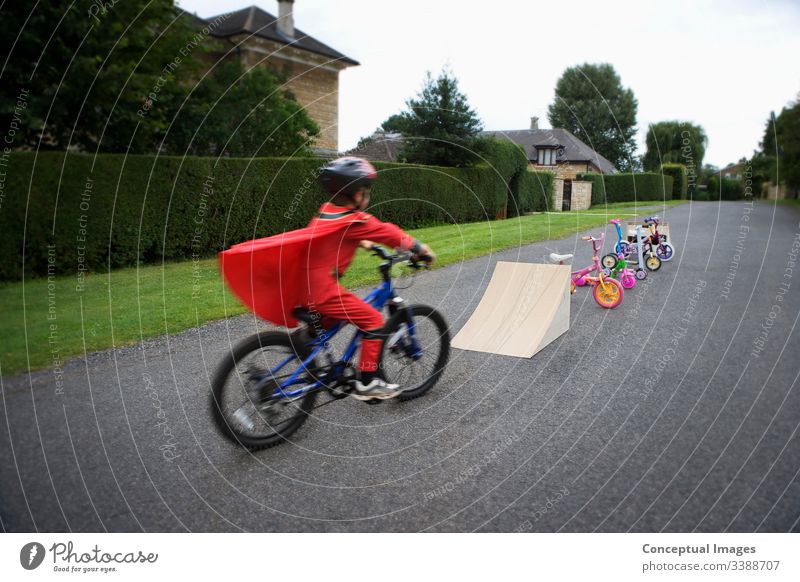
[{"x1": 549, "y1": 233, "x2": 624, "y2": 309}]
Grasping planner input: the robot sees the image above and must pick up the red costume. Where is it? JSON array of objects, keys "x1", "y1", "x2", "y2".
[{"x1": 220, "y1": 202, "x2": 417, "y2": 372}]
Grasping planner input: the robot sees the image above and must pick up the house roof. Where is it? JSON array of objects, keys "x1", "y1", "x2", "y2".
[
  {"x1": 481, "y1": 128, "x2": 617, "y2": 174},
  {"x1": 345, "y1": 132, "x2": 404, "y2": 162},
  {"x1": 202, "y1": 5, "x2": 359, "y2": 66},
  {"x1": 721, "y1": 161, "x2": 745, "y2": 173}
]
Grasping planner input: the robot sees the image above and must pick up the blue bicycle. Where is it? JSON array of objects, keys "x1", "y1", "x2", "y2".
[{"x1": 210, "y1": 246, "x2": 451, "y2": 450}]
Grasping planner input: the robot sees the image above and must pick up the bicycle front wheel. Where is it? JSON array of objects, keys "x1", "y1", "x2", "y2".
[
  {"x1": 657, "y1": 243, "x2": 674, "y2": 261},
  {"x1": 210, "y1": 332, "x2": 318, "y2": 450},
  {"x1": 645, "y1": 255, "x2": 662, "y2": 271},
  {"x1": 380, "y1": 304, "x2": 450, "y2": 401},
  {"x1": 593, "y1": 277, "x2": 624, "y2": 308},
  {"x1": 601, "y1": 253, "x2": 618, "y2": 270}
]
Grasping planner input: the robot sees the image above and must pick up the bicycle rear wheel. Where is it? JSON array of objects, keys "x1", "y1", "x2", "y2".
[
  {"x1": 210, "y1": 332, "x2": 318, "y2": 450},
  {"x1": 380, "y1": 304, "x2": 450, "y2": 401}
]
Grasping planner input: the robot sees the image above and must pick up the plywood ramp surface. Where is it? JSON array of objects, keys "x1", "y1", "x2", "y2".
[{"x1": 452, "y1": 262, "x2": 571, "y2": 358}]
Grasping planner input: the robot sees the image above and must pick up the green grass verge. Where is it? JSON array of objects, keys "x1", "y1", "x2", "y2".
[
  {"x1": 1, "y1": 200, "x2": 686, "y2": 376},
  {"x1": 758, "y1": 198, "x2": 800, "y2": 207}
]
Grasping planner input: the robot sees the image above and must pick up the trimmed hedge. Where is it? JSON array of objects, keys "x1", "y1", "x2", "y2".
[
  {"x1": 481, "y1": 138, "x2": 553, "y2": 215},
  {"x1": 659, "y1": 163, "x2": 688, "y2": 200},
  {"x1": 693, "y1": 187, "x2": 710, "y2": 201},
  {"x1": 577, "y1": 172, "x2": 674, "y2": 204},
  {"x1": 0, "y1": 152, "x2": 518, "y2": 281},
  {"x1": 517, "y1": 169, "x2": 554, "y2": 213},
  {"x1": 706, "y1": 175, "x2": 745, "y2": 201}
]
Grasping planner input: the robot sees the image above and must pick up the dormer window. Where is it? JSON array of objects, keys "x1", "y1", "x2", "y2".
[{"x1": 537, "y1": 147, "x2": 558, "y2": 166}]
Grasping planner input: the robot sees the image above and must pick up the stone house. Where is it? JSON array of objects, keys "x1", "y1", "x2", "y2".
[
  {"x1": 193, "y1": 1, "x2": 358, "y2": 151},
  {"x1": 482, "y1": 117, "x2": 617, "y2": 211},
  {"x1": 347, "y1": 131, "x2": 405, "y2": 162},
  {"x1": 720, "y1": 160, "x2": 746, "y2": 180}
]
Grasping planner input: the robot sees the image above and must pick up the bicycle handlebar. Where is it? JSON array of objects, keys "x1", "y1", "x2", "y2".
[{"x1": 370, "y1": 245, "x2": 430, "y2": 270}]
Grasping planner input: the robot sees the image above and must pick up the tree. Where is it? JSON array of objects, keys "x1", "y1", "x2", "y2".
[
  {"x1": 547, "y1": 63, "x2": 638, "y2": 171},
  {"x1": 379, "y1": 69, "x2": 484, "y2": 167},
  {"x1": 380, "y1": 113, "x2": 410, "y2": 134},
  {"x1": 642, "y1": 121, "x2": 707, "y2": 172},
  {"x1": 163, "y1": 61, "x2": 319, "y2": 157},
  {"x1": 761, "y1": 99, "x2": 800, "y2": 195},
  {"x1": 0, "y1": 1, "x2": 202, "y2": 152},
  {"x1": 0, "y1": 2, "x2": 318, "y2": 156}
]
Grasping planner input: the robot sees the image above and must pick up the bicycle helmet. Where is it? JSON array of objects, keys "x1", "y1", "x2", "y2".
[{"x1": 319, "y1": 157, "x2": 377, "y2": 198}]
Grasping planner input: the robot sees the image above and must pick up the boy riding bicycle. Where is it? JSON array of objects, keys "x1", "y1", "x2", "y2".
[{"x1": 301, "y1": 157, "x2": 436, "y2": 400}]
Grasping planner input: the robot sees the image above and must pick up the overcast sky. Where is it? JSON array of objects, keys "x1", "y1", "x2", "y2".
[{"x1": 178, "y1": 0, "x2": 799, "y2": 168}]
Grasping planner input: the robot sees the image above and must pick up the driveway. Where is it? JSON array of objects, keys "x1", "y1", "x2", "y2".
[{"x1": 2, "y1": 201, "x2": 799, "y2": 532}]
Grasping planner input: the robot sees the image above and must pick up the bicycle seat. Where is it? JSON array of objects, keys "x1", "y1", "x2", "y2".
[
  {"x1": 292, "y1": 307, "x2": 322, "y2": 326},
  {"x1": 609, "y1": 218, "x2": 621, "y2": 225},
  {"x1": 549, "y1": 252, "x2": 574, "y2": 263}
]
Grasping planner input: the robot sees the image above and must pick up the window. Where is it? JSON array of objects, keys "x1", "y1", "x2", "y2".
[{"x1": 537, "y1": 147, "x2": 557, "y2": 166}]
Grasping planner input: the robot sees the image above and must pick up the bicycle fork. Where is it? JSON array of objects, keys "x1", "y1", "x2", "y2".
[{"x1": 386, "y1": 296, "x2": 423, "y2": 360}]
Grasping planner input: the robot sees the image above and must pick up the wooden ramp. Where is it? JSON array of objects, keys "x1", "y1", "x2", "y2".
[{"x1": 452, "y1": 262, "x2": 571, "y2": 358}]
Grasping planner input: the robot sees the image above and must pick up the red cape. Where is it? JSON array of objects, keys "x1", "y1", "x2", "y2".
[{"x1": 219, "y1": 216, "x2": 364, "y2": 327}]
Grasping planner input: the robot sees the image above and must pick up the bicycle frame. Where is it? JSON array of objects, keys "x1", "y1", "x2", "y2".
[
  {"x1": 611, "y1": 220, "x2": 626, "y2": 254},
  {"x1": 264, "y1": 261, "x2": 420, "y2": 401},
  {"x1": 571, "y1": 235, "x2": 610, "y2": 287}
]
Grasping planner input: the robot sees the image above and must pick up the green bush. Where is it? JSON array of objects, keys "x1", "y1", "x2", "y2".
[
  {"x1": 577, "y1": 172, "x2": 674, "y2": 204},
  {"x1": 659, "y1": 163, "x2": 688, "y2": 199},
  {"x1": 0, "y1": 152, "x2": 513, "y2": 281}
]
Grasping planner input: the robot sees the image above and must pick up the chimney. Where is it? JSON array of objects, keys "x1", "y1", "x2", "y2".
[
  {"x1": 530, "y1": 116, "x2": 539, "y2": 130},
  {"x1": 277, "y1": 0, "x2": 295, "y2": 38}
]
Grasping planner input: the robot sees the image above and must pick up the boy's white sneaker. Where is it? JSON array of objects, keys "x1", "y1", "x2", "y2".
[{"x1": 351, "y1": 377, "x2": 402, "y2": 400}]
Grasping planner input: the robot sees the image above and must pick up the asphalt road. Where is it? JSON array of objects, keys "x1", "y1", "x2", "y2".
[{"x1": 2, "y1": 201, "x2": 800, "y2": 532}]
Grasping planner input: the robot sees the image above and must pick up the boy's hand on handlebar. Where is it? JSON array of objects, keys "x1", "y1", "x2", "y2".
[
  {"x1": 413, "y1": 243, "x2": 436, "y2": 264},
  {"x1": 359, "y1": 240, "x2": 375, "y2": 250}
]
